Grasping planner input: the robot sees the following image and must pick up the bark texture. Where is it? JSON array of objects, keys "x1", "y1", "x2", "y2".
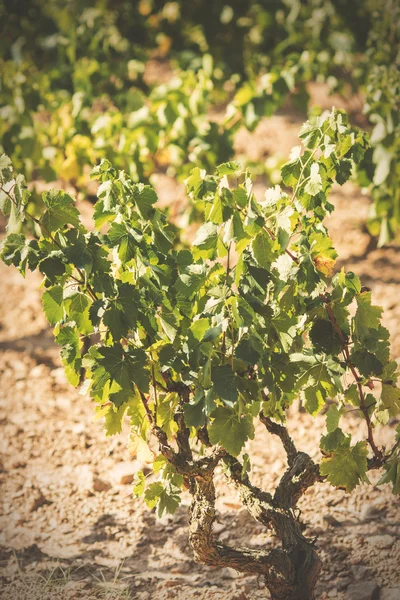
[
  {"x1": 188, "y1": 451, "x2": 321, "y2": 600},
  {"x1": 151, "y1": 396, "x2": 322, "y2": 600}
]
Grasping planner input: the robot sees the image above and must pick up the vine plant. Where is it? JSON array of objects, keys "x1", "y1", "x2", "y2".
[{"x1": 1, "y1": 109, "x2": 400, "y2": 600}]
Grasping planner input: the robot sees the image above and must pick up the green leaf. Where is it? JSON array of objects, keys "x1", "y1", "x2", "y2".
[
  {"x1": 144, "y1": 482, "x2": 163, "y2": 508},
  {"x1": 208, "y1": 406, "x2": 254, "y2": 456},
  {"x1": 65, "y1": 292, "x2": 93, "y2": 335},
  {"x1": 304, "y1": 163, "x2": 322, "y2": 196},
  {"x1": 174, "y1": 264, "x2": 207, "y2": 298},
  {"x1": 94, "y1": 344, "x2": 133, "y2": 394},
  {"x1": 0, "y1": 154, "x2": 12, "y2": 170},
  {"x1": 269, "y1": 313, "x2": 297, "y2": 353},
  {"x1": 326, "y1": 404, "x2": 341, "y2": 433},
  {"x1": 354, "y1": 292, "x2": 382, "y2": 341},
  {"x1": 56, "y1": 325, "x2": 81, "y2": 386},
  {"x1": 206, "y1": 194, "x2": 224, "y2": 224},
  {"x1": 127, "y1": 348, "x2": 150, "y2": 393},
  {"x1": 293, "y1": 355, "x2": 337, "y2": 416},
  {"x1": 157, "y1": 486, "x2": 181, "y2": 518},
  {"x1": 350, "y1": 349, "x2": 383, "y2": 377},
  {"x1": 132, "y1": 184, "x2": 157, "y2": 218},
  {"x1": 344, "y1": 384, "x2": 360, "y2": 407},
  {"x1": 216, "y1": 161, "x2": 241, "y2": 175},
  {"x1": 41, "y1": 190, "x2": 80, "y2": 233},
  {"x1": 93, "y1": 200, "x2": 116, "y2": 228},
  {"x1": 183, "y1": 396, "x2": 206, "y2": 428},
  {"x1": 320, "y1": 428, "x2": 346, "y2": 453},
  {"x1": 373, "y1": 146, "x2": 393, "y2": 186},
  {"x1": 235, "y1": 336, "x2": 261, "y2": 365},
  {"x1": 189, "y1": 318, "x2": 210, "y2": 342},
  {"x1": 281, "y1": 158, "x2": 302, "y2": 187},
  {"x1": 335, "y1": 159, "x2": 353, "y2": 185},
  {"x1": 320, "y1": 439, "x2": 369, "y2": 492},
  {"x1": 133, "y1": 470, "x2": 146, "y2": 497},
  {"x1": 107, "y1": 222, "x2": 137, "y2": 262},
  {"x1": 193, "y1": 222, "x2": 218, "y2": 250},
  {"x1": 377, "y1": 460, "x2": 400, "y2": 495},
  {"x1": 337, "y1": 270, "x2": 361, "y2": 295},
  {"x1": 251, "y1": 231, "x2": 275, "y2": 268},
  {"x1": 0, "y1": 234, "x2": 39, "y2": 274},
  {"x1": 309, "y1": 319, "x2": 341, "y2": 355},
  {"x1": 39, "y1": 254, "x2": 67, "y2": 282},
  {"x1": 104, "y1": 404, "x2": 127, "y2": 436},
  {"x1": 212, "y1": 365, "x2": 238, "y2": 405},
  {"x1": 379, "y1": 384, "x2": 400, "y2": 416},
  {"x1": 185, "y1": 168, "x2": 216, "y2": 200},
  {"x1": 42, "y1": 286, "x2": 64, "y2": 325},
  {"x1": 157, "y1": 392, "x2": 179, "y2": 439},
  {"x1": 309, "y1": 232, "x2": 337, "y2": 277},
  {"x1": 159, "y1": 313, "x2": 178, "y2": 342}
]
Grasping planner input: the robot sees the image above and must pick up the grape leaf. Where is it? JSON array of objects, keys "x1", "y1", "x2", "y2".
[
  {"x1": 56, "y1": 325, "x2": 81, "y2": 386},
  {"x1": 320, "y1": 439, "x2": 369, "y2": 492},
  {"x1": 65, "y1": 292, "x2": 93, "y2": 335},
  {"x1": 208, "y1": 406, "x2": 254, "y2": 456},
  {"x1": 310, "y1": 319, "x2": 341, "y2": 355},
  {"x1": 211, "y1": 365, "x2": 238, "y2": 405},
  {"x1": 350, "y1": 348, "x2": 383, "y2": 377},
  {"x1": 42, "y1": 285, "x2": 64, "y2": 325},
  {"x1": 377, "y1": 460, "x2": 400, "y2": 495},
  {"x1": 304, "y1": 163, "x2": 322, "y2": 195},
  {"x1": 41, "y1": 190, "x2": 80, "y2": 232},
  {"x1": 193, "y1": 222, "x2": 218, "y2": 250},
  {"x1": 132, "y1": 184, "x2": 157, "y2": 218},
  {"x1": 354, "y1": 292, "x2": 382, "y2": 341},
  {"x1": 107, "y1": 222, "x2": 137, "y2": 262},
  {"x1": 251, "y1": 231, "x2": 275, "y2": 268},
  {"x1": 326, "y1": 404, "x2": 341, "y2": 433}
]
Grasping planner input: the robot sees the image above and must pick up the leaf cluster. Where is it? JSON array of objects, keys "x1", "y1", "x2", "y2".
[{"x1": 1, "y1": 108, "x2": 400, "y2": 515}]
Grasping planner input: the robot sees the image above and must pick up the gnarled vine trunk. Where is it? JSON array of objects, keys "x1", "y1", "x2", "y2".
[
  {"x1": 187, "y1": 415, "x2": 322, "y2": 600},
  {"x1": 153, "y1": 406, "x2": 322, "y2": 599},
  {"x1": 188, "y1": 467, "x2": 320, "y2": 600}
]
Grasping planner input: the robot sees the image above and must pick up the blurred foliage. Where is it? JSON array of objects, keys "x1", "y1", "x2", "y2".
[{"x1": 0, "y1": 0, "x2": 399, "y2": 241}]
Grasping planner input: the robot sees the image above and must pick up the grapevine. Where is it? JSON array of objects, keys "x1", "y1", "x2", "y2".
[{"x1": 1, "y1": 108, "x2": 399, "y2": 599}]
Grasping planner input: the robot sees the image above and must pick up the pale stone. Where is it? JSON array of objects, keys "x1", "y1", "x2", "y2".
[
  {"x1": 367, "y1": 534, "x2": 395, "y2": 549},
  {"x1": 346, "y1": 582, "x2": 379, "y2": 600},
  {"x1": 351, "y1": 565, "x2": 373, "y2": 580},
  {"x1": 381, "y1": 588, "x2": 400, "y2": 600},
  {"x1": 110, "y1": 461, "x2": 142, "y2": 485}
]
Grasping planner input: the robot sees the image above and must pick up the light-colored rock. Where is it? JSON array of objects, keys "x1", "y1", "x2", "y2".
[
  {"x1": 213, "y1": 521, "x2": 226, "y2": 534},
  {"x1": 30, "y1": 364, "x2": 47, "y2": 378},
  {"x1": 351, "y1": 565, "x2": 373, "y2": 580},
  {"x1": 51, "y1": 367, "x2": 68, "y2": 385},
  {"x1": 222, "y1": 567, "x2": 239, "y2": 579},
  {"x1": 110, "y1": 460, "x2": 142, "y2": 485},
  {"x1": 346, "y1": 582, "x2": 379, "y2": 600},
  {"x1": 75, "y1": 464, "x2": 94, "y2": 492},
  {"x1": 337, "y1": 578, "x2": 352, "y2": 591},
  {"x1": 361, "y1": 503, "x2": 385, "y2": 521},
  {"x1": 75, "y1": 465, "x2": 111, "y2": 493},
  {"x1": 367, "y1": 534, "x2": 395, "y2": 549},
  {"x1": 381, "y1": 588, "x2": 400, "y2": 600}
]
